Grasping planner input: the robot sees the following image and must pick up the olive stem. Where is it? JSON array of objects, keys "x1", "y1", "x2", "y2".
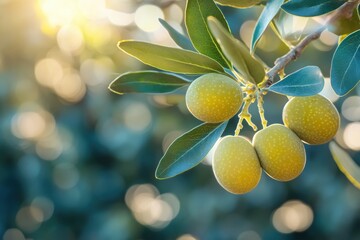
[
  {"x1": 256, "y1": 91, "x2": 268, "y2": 129},
  {"x1": 235, "y1": 94, "x2": 257, "y2": 135},
  {"x1": 263, "y1": 0, "x2": 359, "y2": 87}
]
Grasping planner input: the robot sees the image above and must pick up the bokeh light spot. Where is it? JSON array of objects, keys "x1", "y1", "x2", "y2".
[
  {"x1": 125, "y1": 184, "x2": 180, "y2": 229},
  {"x1": 165, "y1": 4, "x2": 183, "y2": 24},
  {"x1": 123, "y1": 103, "x2": 152, "y2": 132},
  {"x1": 272, "y1": 200, "x2": 313, "y2": 233},
  {"x1": 135, "y1": 4, "x2": 164, "y2": 32},
  {"x1": 342, "y1": 96, "x2": 360, "y2": 121},
  {"x1": 3, "y1": 228, "x2": 26, "y2": 240},
  {"x1": 54, "y1": 70, "x2": 86, "y2": 102},
  {"x1": 35, "y1": 58, "x2": 63, "y2": 88},
  {"x1": 240, "y1": 20, "x2": 256, "y2": 48},
  {"x1": 11, "y1": 110, "x2": 55, "y2": 140},
  {"x1": 57, "y1": 25, "x2": 84, "y2": 54},
  {"x1": 177, "y1": 234, "x2": 198, "y2": 240},
  {"x1": 38, "y1": 0, "x2": 78, "y2": 27},
  {"x1": 31, "y1": 197, "x2": 55, "y2": 221},
  {"x1": 343, "y1": 122, "x2": 360, "y2": 150},
  {"x1": 16, "y1": 207, "x2": 42, "y2": 232},
  {"x1": 319, "y1": 30, "x2": 338, "y2": 46}
]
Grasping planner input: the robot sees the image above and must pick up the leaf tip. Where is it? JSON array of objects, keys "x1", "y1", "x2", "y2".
[
  {"x1": 155, "y1": 168, "x2": 168, "y2": 180},
  {"x1": 117, "y1": 40, "x2": 133, "y2": 50},
  {"x1": 108, "y1": 80, "x2": 124, "y2": 95}
]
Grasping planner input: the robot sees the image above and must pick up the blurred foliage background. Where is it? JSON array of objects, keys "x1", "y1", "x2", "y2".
[{"x1": 1, "y1": 0, "x2": 360, "y2": 239}]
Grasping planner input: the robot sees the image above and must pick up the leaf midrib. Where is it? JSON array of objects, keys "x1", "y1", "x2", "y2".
[
  {"x1": 339, "y1": 42, "x2": 360, "y2": 91},
  {"x1": 120, "y1": 41, "x2": 224, "y2": 73},
  {"x1": 157, "y1": 124, "x2": 223, "y2": 176},
  {"x1": 194, "y1": 0, "x2": 229, "y2": 67},
  {"x1": 115, "y1": 81, "x2": 188, "y2": 87},
  {"x1": 271, "y1": 81, "x2": 322, "y2": 89}
]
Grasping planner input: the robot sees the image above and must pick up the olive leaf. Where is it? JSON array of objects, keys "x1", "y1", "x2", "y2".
[
  {"x1": 329, "y1": 141, "x2": 360, "y2": 189},
  {"x1": 331, "y1": 29, "x2": 360, "y2": 96},
  {"x1": 215, "y1": 0, "x2": 263, "y2": 8},
  {"x1": 282, "y1": 0, "x2": 347, "y2": 17},
  {"x1": 159, "y1": 19, "x2": 195, "y2": 51},
  {"x1": 185, "y1": 0, "x2": 231, "y2": 68},
  {"x1": 109, "y1": 71, "x2": 190, "y2": 94},
  {"x1": 268, "y1": 66, "x2": 325, "y2": 96},
  {"x1": 251, "y1": 0, "x2": 284, "y2": 53},
  {"x1": 208, "y1": 17, "x2": 266, "y2": 84},
  {"x1": 118, "y1": 40, "x2": 225, "y2": 74},
  {"x1": 156, "y1": 121, "x2": 228, "y2": 179}
]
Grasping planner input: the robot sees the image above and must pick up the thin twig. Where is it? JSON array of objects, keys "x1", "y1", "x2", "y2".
[{"x1": 265, "y1": 0, "x2": 359, "y2": 87}]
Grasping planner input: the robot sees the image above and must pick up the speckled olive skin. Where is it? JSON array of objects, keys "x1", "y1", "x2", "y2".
[
  {"x1": 282, "y1": 95, "x2": 340, "y2": 145},
  {"x1": 185, "y1": 73, "x2": 243, "y2": 123},
  {"x1": 213, "y1": 136, "x2": 262, "y2": 194},
  {"x1": 253, "y1": 124, "x2": 306, "y2": 182}
]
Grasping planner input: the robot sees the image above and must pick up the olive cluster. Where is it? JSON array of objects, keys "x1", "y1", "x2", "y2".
[{"x1": 185, "y1": 73, "x2": 340, "y2": 194}]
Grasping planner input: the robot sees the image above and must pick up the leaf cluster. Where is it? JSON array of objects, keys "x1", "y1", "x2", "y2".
[{"x1": 109, "y1": 0, "x2": 360, "y2": 186}]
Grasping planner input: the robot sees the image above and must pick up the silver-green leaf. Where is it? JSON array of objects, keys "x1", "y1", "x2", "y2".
[
  {"x1": 156, "y1": 122, "x2": 227, "y2": 179},
  {"x1": 109, "y1": 71, "x2": 190, "y2": 94},
  {"x1": 185, "y1": 0, "x2": 230, "y2": 68},
  {"x1": 329, "y1": 141, "x2": 360, "y2": 189},
  {"x1": 330, "y1": 29, "x2": 360, "y2": 96},
  {"x1": 118, "y1": 40, "x2": 225, "y2": 74},
  {"x1": 251, "y1": 0, "x2": 284, "y2": 53},
  {"x1": 268, "y1": 66, "x2": 325, "y2": 96},
  {"x1": 208, "y1": 17, "x2": 266, "y2": 84},
  {"x1": 159, "y1": 19, "x2": 195, "y2": 51}
]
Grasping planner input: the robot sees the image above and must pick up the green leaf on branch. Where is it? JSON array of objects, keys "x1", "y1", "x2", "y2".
[
  {"x1": 109, "y1": 71, "x2": 190, "y2": 94},
  {"x1": 215, "y1": 0, "x2": 263, "y2": 8},
  {"x1": 155, "y1": 122, "x2": 228, "y2": 179},
  {"x1": 329, "y1": 141, "x2": 360, "y2": 189},
  {"x1": 251, "y1": 0, "x2": 284, "y2": 53},
  {"x1": 159, "y1": 19, "x2": 195, "y2": 51},
  {"x1": 331, "y1": 29, "x2": 360, "y2": 96},
  {"x1": 208, "y1": 17, "x2": 265, "y2": 84},
  {"x1": 118, "y1": 40, "x2": 225, "y2": 74},
  {"x1": 268, "y1": 66, "x2": 325, "y2": 96},
  {"x1": 185, "y1": 0, "x2": 230, "y2": 68},
  {"x1": 282, "y1": 0, "x2": 346, "y2": 17}
]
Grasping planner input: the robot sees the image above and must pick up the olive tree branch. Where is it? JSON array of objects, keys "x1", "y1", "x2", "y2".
[{"x1": 265, "y1": 0, "x2": 360, "y2": 87}]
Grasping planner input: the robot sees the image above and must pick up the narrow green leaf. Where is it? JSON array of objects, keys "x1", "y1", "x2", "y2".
[
  {"x1": 282, "y1": 0, "x2": 346, "y2": 17},
  {"x1": 330, "y1": 29, "x2": 360, "y2": 96},
  {"x1": 185, "y1": 0, "x2": 230, "y2": 68},
  {"x1": 109, "y1": 71, "x2": 190, "y2": 94},
  {"x1": 118, "y1": 40, "x2": 225, "y2": 74},
  {"x1": 208, "y1": 17, "x2": 265, "y2": 84},
  {"x1": 156, "y1": 122, "x2": 228, "y2": 179},
  {"x1": 251, "y1": 0, "x2": 284, "y2": 53},
  {"x1": 159, "y1": 19, "x2": 195, "y2": 51},
  {"x1": 268, "y1": 66, "x2": 325, "y2": 96},
  {"x1": 329, "y1": 141, "x2": 360, "y2": 189},
  {"x1": 215, "y1": 0, "x2": 263, "y2": 8}
]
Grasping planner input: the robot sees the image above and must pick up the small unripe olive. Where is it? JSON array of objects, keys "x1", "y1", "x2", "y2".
[
  {"x1": 282, "y1": 94, "x2": 340, "y2": 145},
  {"x1": 213, "y1": 136, "x2": 262, "y2": 194},
  {"x1": 186, "y1": 73, "x2": 243, "y2": 123},
  {"x1": 253, "y1": 124, "x2": 306, "y2": 182}
]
